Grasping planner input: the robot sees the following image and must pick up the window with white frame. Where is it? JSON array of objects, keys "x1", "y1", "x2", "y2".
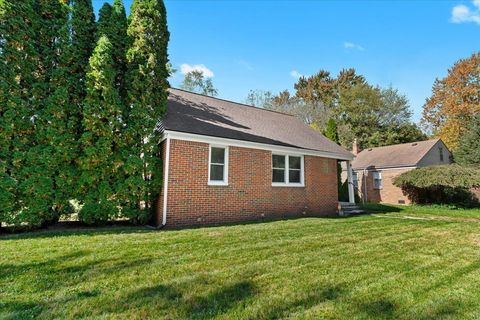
[
  {"x1": 272, "y1": 154, "x2": 304, "y2": 186},
  {"x1": 373, "y1": 171, "x2": 382, "y2": 189},
  {"x1": 208, "y1": 146, "x2": 228, "y2": 185}
]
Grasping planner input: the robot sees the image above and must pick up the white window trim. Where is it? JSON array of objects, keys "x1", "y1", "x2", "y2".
[
  {"x1": 208, "y1": 145, "x2": 229, "y2": 186},
  {"x1": 271, "y1": 153, "x2": 305, "y2": 187}
]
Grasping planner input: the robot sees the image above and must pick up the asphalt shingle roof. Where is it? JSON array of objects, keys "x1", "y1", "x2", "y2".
[
  {"x1": 351, "y1": 138, "x2": 441, "y2": 170},
  {"x1": 163, "y1": 88, "x2": 352, "y2": 159}
]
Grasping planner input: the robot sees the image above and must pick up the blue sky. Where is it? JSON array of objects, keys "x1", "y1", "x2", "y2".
[{"x1": 93, "y1": 0, "x2": 480, "y2": 123}]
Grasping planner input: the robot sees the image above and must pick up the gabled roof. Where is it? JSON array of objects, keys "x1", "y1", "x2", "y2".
[
  {"x1": 351, "y1": 138, "x2": 441, "y2": 170},
  {"x1": 163, "y1": 88, "x2": 352, "y2": 159}
]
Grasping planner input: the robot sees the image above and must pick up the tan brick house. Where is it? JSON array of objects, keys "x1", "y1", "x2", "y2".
[
  {"x1": 155, "y1": 88, "x2": 355, "y2": 228},
  {"x1": 343, "y1": 139, "x2": 451, "y2": 205}
]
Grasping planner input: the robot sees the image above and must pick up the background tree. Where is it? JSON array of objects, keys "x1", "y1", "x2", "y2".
[
  {"x1": 367, "y1": 123, "x2": 427, "y2": 147},
  {"x1": 334, "y1": 83, "x2": 384, "y2": 147},
  {"x1": 265, "y1": 69, "x2": 425, "y2": 149},
  {"x1": 78, "y1": 36, "x2": 124, "y2": 224},
  {"x1": 244, "y1": 89, "x2": 273, "y2": 108},
  {"x1": 125, "y1": 0, "x2": 170, "y2": 222},
  {"x1": 454, "y1": 115, "x2": 480, "y2": 166},
  {"x1": 266, "y1": 90, "x2": 330, "y2": 129},
  {"x1": 180, "y1": 70, "x2": 218, "y2": 96},
  {"x1": 422, "y1": 52, "x2": 480, "y2": 150}
]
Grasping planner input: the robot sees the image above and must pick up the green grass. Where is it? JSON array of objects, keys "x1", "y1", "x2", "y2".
[
  {"x1": 362, "y1": 203, "x2": 480, "y2": 220},
  {"x1": 2, "y1": 212, "x2": 480, "y2": 319}
]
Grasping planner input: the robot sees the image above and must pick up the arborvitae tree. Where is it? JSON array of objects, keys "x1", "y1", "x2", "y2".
[
  {"x1": 0, "y1": 0, "x2": 39, "y2": 226},
  {"x1": 323, "y1": 118, "x2": 339, "y2": 143},
  {"x1": 96, "y1": 0, "x2": 128, "y2": 102},
  {"x1": 15, "y1": 0, "x2": 72, "y2": 226},
  {"x1": 78, "y1": 36, "x2": 124, "y2": 224},
  {"x1": 70, "y1": 0, "x2": 96, "y2": 102},
  {"x1": 124, "y1": 0, "x2": 170, "y2": 222},
  {"x1": 323, "y1": 118, "x2": 344, "y2": 200},
  {"x1": 454, "y1": 115, "x2": 480, "y2": 166},
  {"x1": 97, "y1": 2, "x2": 113, "y2": 38}
]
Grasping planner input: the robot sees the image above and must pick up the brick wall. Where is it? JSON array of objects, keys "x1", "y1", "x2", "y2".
[
  {"x1": 156, "y1": 139, "x2": 339, "y2": 228},
  {"x1": 355, "y1": 168, "x2": 413, "y2": 205}
]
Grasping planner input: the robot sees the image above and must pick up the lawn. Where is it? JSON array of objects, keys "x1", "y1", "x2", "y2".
[
  {"x1": 2, "y1": 210, "x2": 480, "y2": 319},
  {"x1": 363, "y1": 203, "x2": 480, "y2": 221}
]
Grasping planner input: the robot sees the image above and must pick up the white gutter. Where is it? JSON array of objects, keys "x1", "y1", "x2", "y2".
[{"x1": 162, "y1": 133, "x2": 171, "y2": 226}]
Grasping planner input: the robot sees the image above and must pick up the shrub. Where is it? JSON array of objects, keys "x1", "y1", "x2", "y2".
[
  {"x1": 393, "y1": 165, "x2": 480, "y2": 207},
  {"x1": 78, "y1": 202, "x2": 119, "y2": 225}
]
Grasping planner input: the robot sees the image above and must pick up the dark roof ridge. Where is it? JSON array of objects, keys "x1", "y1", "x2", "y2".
[{"x1": 169, "y1": 87, "x2": 296, "y2": 118}]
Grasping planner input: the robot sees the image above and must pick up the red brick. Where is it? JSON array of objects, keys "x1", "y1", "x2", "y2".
[{"x1": 156, "y1": 139, "x2": 339, "y2": 228}]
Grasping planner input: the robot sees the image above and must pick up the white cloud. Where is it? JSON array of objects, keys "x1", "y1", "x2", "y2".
[
  {"x1": 180, "y1": 63, "x2": 214, "y2": 77},
  {"x1": 451, "y1": 1, "x2": 480, "y2": 24},
  {"x1": 343, "y1": 41, "x2": 364, "y2": 51},
  {"x1": 290, "y1": 70, "x2": 303, "y2": 79}
]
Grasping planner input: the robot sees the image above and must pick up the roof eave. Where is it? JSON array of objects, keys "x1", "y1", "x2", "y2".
[{"x1": 162, "y1": 130, "x2": 354, "y2": 160}]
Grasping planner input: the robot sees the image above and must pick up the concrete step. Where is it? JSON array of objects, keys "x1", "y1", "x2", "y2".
[
  {"x1": 339, "y1": 203, "x2": 367, "y2": 216},
  {"x1": 343, "y1": 209, "x2": 367, "y2": 215}
]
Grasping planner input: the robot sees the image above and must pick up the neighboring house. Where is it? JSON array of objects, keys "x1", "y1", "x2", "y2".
[
  {"x1": 156, "y1": 88, "x2": 354, "y2": 228},
  {"x1": 342, "y1": 138, "x2": 451, "y2": 205}
]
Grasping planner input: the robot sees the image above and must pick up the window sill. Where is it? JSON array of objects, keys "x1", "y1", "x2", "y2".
[
  {"x1": 208, "y1": 181, "x2": 228, "y2": 186},
  {"x1": 272, "y1": 183, "x2": 305, "y2": 188}
]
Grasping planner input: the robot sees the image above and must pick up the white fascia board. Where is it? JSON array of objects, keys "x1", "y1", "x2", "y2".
[{"x1": 163, "y1": 130, "x2": 354, "y2": 161}]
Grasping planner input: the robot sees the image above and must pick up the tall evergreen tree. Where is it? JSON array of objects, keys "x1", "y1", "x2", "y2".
[
  {"x1": 323, "y1": 118, "x2": 339, "y2": 143},
  {"x1": 0, "y1": 0, "x2": 39, "y2": 226},
  {"x1": 78, "y1": 36, "x2": 124, "y2": 224},
  {"x1": 19, "y1": 0, "x2": 73, "y2": 226},
  {"x1": 97, "y1": 2, "x2": 113, "y2": 38},
  {"x1": 124, "y1": 0, "x2": 169, "y2": 222},
  {"x1": 70, "y1": 0, "x2": 96, "y2": 102},
  {"x1": 96, "y1": 0, "x2": 128, "y2": 102}
]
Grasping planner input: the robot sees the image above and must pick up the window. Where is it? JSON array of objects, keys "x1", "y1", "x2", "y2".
[
  {"x1": 272, "y1": 155, "x2": 286, "y2": 183},
  {"x1": 373, "y1": 171, "x2": 382, "y2": 189},
  {"x1": 439, "y1": 147, "x2": 444, "y2": 162},
  {"x1": 289, "y1": 156, "x2": 301, "y2": 183},
  {"x1": 208, "y1": 146, "x2": 228, "y2": 185},
  {"x1": 352, "y1": 172, "x2": 358, "y2": 190},
  {"x1": 272, "y1": 154, "x2": 304, "y2": 186}
]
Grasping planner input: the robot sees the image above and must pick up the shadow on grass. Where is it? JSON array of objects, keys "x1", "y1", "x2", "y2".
[
  {"x1": 0, "y1": 225, "x2": 152, "y2": 240},
  {"x1": 357, "y1": 299, "x2": 397, "y2": 319},
  {"x1": 0, "y1": 250, "x2": 89, "y2": 279},
  {"x1": 106, "y1": 278, "x2": 257, "y2": 319},
  {"x1": 0, "y1": 300, "x2": 45, "y2": 320},
  {"x1": 257, "y1": 286, "x2": 344, "y2": 319},
  {"x1": 360, "y1": 203, "x2": 403, "y2": 214}
]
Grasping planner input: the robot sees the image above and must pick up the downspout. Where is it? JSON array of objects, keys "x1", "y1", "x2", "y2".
[
  {"x1": 162, "y1": 134, "x2": 171, "y2": 226},
  {"x1": 363, "y1": 168, "x2": 368, "y2": 203}
]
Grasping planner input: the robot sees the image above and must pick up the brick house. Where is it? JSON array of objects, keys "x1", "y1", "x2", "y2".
[
  {"x1": 342, "y1": 138, "x2": 451, "y2": 205},
  {"x1": 155, "y1": 88, "x2": 355, "y2": 228}
]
